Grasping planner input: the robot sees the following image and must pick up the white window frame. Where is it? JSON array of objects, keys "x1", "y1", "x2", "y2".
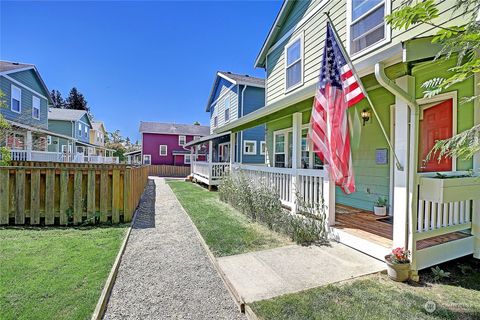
[
  {"x1": 260, "y1": 141, "x2": 266, "y2": 155},
  {"x1": 273, "y1": 126, "x2": 324, "y2": 169},
  {"x1": 178, "y1": 135, "x2": 186, "y2": 146},
  {"x1": 84, "y1": 126, "x2": 88, "y2": 136},
  {"x1": 47, "y1": 135, "x2": 52, "y2": 145},
  {"x1": 346, "y1": 0, "x2": 391, "y2": 58},
  {"x1": 143, "y1": 154, "x2": 151, "y2": 165},
  {"x1": 243, "y1": 140, "x2": 257, "y2": 155},
  {"x1": 10, "y1": 85, "x2": 21, "y2": 114},
  {"x1": 284, "y1": 32, "x2": 304, "y2": 93},
  {"x1": 184, "y1": 154, "x2": 191, "y2": 164},
  {"x1": 159, "y1": 145, "x2": 168, "y2": 156},
  {"x1": 193, "y1": 135, "x2": 200, "y2": 140},
  {"x1": 32, "y1": 96, "x2": 40, "y2": 120},
  {"x1": 213, "y1": 116, "x2": 218, "y2": 127},
  {"x1": 224, "y1": 95, "x2": 230, "y2": 122}
]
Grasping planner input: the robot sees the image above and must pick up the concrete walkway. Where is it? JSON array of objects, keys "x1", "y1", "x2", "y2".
[
  {"x1": 104, "y1": 178, "x2": 243, "y2": 319},
  {"x1": 218, "y1": 243, "x2": 386, "y2": 303}
]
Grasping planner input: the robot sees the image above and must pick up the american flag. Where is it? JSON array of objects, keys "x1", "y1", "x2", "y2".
[{"x1": 308, "y1": 22, "x2": 365, "y2": 194}]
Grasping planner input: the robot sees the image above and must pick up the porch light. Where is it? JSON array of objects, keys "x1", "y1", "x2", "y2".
[{"x1": 361, "y1": 109, "x2": 371, "y2": 126}]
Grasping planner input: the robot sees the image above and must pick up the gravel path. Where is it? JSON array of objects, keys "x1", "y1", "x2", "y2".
[{"x1": 104, "y1": 177, "x2": 244, "y2": 320}]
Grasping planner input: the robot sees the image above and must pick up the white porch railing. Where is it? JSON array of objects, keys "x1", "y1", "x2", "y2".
[
  {"x1": 412, "y1": 172, "x2": 479, "y2": 270},
  {"x1": 191, "y1": 161, "x2": 230, "y2": 186},
  {"x1": 233, "y1": 164, "x2": 334, "y2": 221},
  {"x1": 7, "y1": 150, "x2": 119, "y2": 164}
]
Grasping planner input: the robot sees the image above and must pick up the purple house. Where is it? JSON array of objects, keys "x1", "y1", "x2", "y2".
[{"x1": 139, "y1": 121, "x2": 210, "y2": 166}]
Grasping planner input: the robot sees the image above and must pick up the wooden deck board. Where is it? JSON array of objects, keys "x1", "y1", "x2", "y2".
[{"x1": 417, "y1": 232, "x2": 471, "y2": 250}]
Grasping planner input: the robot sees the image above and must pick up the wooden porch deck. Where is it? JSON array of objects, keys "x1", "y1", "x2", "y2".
[{"x1": 334, "y1": 204, "x2": 470, "y2": 251}]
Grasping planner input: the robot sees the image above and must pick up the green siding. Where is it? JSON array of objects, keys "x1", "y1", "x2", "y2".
[
  {"x1": 412, "y1": 57, "x2": 475, "y2": 171},
  {"x1": 8, "y1": 69, "x2": 49, "y2": 98},
  {"x1": 48, "y1": 120, "x2": 73, "y2": 137}
]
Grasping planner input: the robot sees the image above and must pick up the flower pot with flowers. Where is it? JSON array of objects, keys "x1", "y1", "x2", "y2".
[{"x1": 385, "y1": 247, "x2": 411, "y2": 282}]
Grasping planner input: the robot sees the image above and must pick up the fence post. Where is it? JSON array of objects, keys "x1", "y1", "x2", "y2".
[
  {"x1": 124, "y1": 167, "x2": 132, "y2": 222},
  {"x1": 15, "y1": 168, "x2": 25, "y2": 224},
  {"x1": 0, "y1": 168, "x2": 10, "y2": 225},
  {"x1": 59, "y1": 169, "x2": 69, "y2": 225}
]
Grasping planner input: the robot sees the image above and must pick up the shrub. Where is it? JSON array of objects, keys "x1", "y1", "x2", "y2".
[{"x1": 218, "y1": 172, "x2": 329, "y2": 245}]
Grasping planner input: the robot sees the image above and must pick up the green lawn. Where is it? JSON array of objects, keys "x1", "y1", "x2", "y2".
[
  {"x1": 0, "y1": 225, "x2": 128, "y2": 320},
  {"x1": 251, "y1": 257, "x2": 480, "y2": 320},
  {"x1": 167, "y1": 180, "x2": 291, "y2": 257}
]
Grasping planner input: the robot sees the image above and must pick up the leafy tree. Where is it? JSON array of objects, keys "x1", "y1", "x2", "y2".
[
  {"x1": 386, "y1": 0, "x2": 480, "y2": 161},
  {"x1": 193, "y1": 121, "x2": 200, "y2": 125},
  {"x1": 65, "y1": 87, "x2": 89, "y2": 111},
  {"x1": 50, "y1": 89, "x2": 66, "y2": 108},
  {"x1": 0, "y1": 90, "x2": 11, "y2": 165},
  {"x1": 106, "y1": 130, "x2": 127, "y2": 161}
]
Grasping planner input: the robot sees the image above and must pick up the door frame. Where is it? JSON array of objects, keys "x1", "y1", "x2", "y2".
[{"x1": 416, "y1": 91, "x2": 458, "y2": 172}]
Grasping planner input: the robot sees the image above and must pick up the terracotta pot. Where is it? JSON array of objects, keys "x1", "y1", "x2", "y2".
[
  {"x1": 374, "y1": 206, "x2": 387, "y2": 216},
  {"x1": 385, "y1": 256, "x2": 410, "y2": 282}
]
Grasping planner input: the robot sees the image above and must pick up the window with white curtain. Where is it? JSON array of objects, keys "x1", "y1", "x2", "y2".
[
  {"x1": 285, "y1": 35, "x2": 303, "y2": 90},
  {"x1": 32, "y1": 96, "x2": 40, "y2": 120},
  {"x1": 349, "y1": 0, "x2": 387, "y2": 54},
  {"x1": 11, "y1": 85, "x2": 21, "y2": 113}
]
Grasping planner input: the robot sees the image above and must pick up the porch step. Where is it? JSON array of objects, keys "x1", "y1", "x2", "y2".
[{"x1": 331, "y1": 227, "x2": 391, "y2": 261}]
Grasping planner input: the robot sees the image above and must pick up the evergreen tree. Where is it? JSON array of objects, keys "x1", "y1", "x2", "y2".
[
  {"x1": 50, "y1": 90, "x2": 66, "y2": 108},
  {"x1": 65, "y1": 87, "x2": 89, "y2": 111}
]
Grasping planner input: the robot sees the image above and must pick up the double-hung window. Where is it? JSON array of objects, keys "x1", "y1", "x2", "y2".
[
  {"x1": 285, "y1": 34, "x2": 303, "y2": 91},
  {"x1": 78, "y1": 123, "x2": 82, "y2": 137},
  {"x1": 260, "y1": 141, "x2": 266, "y2": 155},
  {"x1": 243, "y1": 140, "x2": 257, "y2": 155},
  {"x1": 84, "y1": 126, "x2": 88, "y2": 137},
  {"x1": 224, "y1": 96, "x2": 230, "y2": 122},
  {"x1": 178, "y1": 135, "x2": 186, "y2": 146},
  {"x1": 349, "y1": 0, "x2": 388, "y2": 55},
  {"x1": 32, "y1": 96, "x2": 40, "y2": 120},
  {"x1": 159, "y1": 145, "x2": 167, "y2": 156},
  {"x1": 184, "y1": 154, "x2": 191, "y2": 164},
  {"x1": 213, "y1": 116, "x2": 218, "y2": 127},
  {"x1": 11, "y1": 85, "x2": 21, "y2": 113}
]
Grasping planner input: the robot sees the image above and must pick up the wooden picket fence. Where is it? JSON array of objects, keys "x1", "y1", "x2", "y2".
[
  {"x1": 148, "y1": 165, "x2": 190, "y2": 177},
  {"x1": 0, "y1": 164, "x2": 149, "y2": 226}
]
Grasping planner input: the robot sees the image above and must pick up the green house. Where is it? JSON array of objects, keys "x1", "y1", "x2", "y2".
[{"x1": 216, "y1": 0, "x2": 479, "y2": 278}]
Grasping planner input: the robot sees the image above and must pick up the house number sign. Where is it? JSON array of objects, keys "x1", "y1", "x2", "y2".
[{"x1": 375, "y1": 148, "x2": 388, "y2": 165}]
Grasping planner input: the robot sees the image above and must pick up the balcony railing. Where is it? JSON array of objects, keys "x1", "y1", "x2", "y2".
[{"x1": 7, "y1": 150, "x2": 119, "y2": 164}]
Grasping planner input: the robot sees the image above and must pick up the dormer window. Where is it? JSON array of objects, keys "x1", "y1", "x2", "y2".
[
  {"x1": 214, "y1": 116, "x2": 218, "y2": 127},
  {"x1": 285, "y1": 34, "x2": 303, "y2": 91},
  {"x1": 349, "y1": 0, "x2": 389, "y2": 55}
]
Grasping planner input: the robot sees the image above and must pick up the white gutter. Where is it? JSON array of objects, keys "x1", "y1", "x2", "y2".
[{"x1": 375, "y1": 63, "x2": 418, "y2": 109}]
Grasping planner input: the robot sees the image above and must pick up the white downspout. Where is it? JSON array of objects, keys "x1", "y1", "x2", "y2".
[{"x1": 375, "y1": 62, "x2": 420, "y2": 278}]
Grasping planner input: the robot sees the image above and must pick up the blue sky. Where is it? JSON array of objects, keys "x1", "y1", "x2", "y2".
[{"x1": 0, "y1": 0, "x2": 281, "y2": 141}]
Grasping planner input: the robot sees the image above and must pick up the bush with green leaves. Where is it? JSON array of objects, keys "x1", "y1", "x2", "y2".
[{"x1": 218, "y1": 172, "x2": 329, "y2": 245}]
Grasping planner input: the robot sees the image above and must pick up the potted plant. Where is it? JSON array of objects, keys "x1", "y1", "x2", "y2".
[
  {"x1": 373, "y1": 196, "x2": 387, "y2": 216},
  {"x1": 385, "y1": 247, "x2": 411, "y2": 282}
]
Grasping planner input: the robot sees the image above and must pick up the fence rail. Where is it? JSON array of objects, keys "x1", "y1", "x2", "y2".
[
  {"x1": 0, "y1": 165, "x2": 149, "y2": 226},
  {"x1": 148, "y1": 165, "x2": 191, "y2": 177},
  {"x1": 191, "y1": 161, "x2": 230, "y2": 186}
]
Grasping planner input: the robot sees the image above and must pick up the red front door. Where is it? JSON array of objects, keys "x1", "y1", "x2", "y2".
[{"x1": 419, "y1": 99, "x2": 453, "y2": 172}]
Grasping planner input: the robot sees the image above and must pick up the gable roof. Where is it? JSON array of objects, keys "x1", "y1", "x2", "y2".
[
  {"x1": 91, "y1": 121, "x2": 106, "y2": 132},
  {"x1": 255, "y1": 0, "x2": 295, "y2": 68},
  {"x1": 48, "y1": 108, "x2": 92, "y2": 126},
  {"x1": 206, "y1": 71, "x2": 265, "y2": 112},
  {"x1": 0, "y1": 60, "x2": 54, "y2": 104},
  {"x1": 139, "y1": 121, "x2": 210, "y2": 136}
]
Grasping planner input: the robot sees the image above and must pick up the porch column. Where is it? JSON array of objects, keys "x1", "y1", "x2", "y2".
[
  {"x1": 229, "y1": 132, "x2": 236, "y2": 170},
  {"x1": 291, "y1": 112, "x2": 302, "y2": 213},
  {"x1": 190, "y1": 146, "x2": 195, "y2": 175},
  {"x1": 473, "y1": 71, "x2": 480, "y2": 259},
  {"x1": 26, "y1": 131, "x2": 32, "y2": 161},
  {"x1": 392, "y1": 76, "x2": 416, "y2": 250}
]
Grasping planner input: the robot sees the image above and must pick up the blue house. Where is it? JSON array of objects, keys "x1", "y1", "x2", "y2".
[
  {"x1": 0, "y1": 61, "x2": 75, "y2": 161},
  {"x1": 186, "y1": 71, "x2": 265, "y2": 186},
  {"x1": 187, "y1": 71, "x2": 266, "y2": 164}
]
